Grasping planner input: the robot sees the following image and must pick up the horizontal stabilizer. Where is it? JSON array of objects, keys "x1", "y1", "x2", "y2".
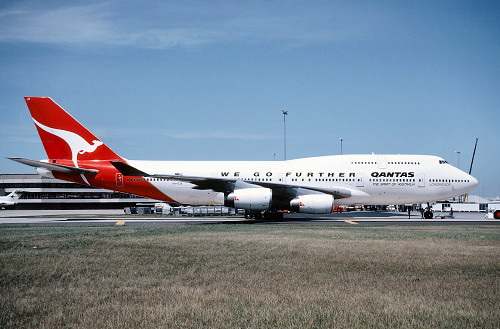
[{"x1": 8, "y1": 157, "x2": 99, "y2": 175}]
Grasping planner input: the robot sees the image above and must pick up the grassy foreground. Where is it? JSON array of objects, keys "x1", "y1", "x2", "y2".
[{"x1": 0, "y1": 225, "x2": 498, "y2": 328}]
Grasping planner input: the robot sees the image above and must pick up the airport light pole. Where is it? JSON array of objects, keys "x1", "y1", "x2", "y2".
[
  {"x1": 455, "y1": 151, "x2": 461, "y2": 169},
  {"x1": 282, "y1": 110, "x2": 288, "y2": 160},
  {"x1": 340, "y1": 138, "x2": 343, "y2": 155}
]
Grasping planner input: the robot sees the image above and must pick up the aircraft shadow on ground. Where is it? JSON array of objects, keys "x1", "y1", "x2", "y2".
[{"x1": 217, "y1": 211, "x2": 424, "y2": 225}]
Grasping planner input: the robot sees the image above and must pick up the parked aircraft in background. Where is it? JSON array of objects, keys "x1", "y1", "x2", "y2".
[
  {"x1": 10, "y1": 97, "x2": 478, "y2": 219},
  {"x1": 0, "y1": 191, "x2": 22, "y2": 208}
]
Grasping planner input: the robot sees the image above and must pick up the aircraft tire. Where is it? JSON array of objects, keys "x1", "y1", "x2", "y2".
[
  {"x1": 424, "y1": 211, "x2": 433, "y2": 219},
  {"x1": 263, "y1": 211, "x2": 284, "y2": 220}
]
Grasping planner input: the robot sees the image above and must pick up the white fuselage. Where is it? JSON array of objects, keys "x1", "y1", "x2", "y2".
[{"x1": 127, "y1": 154, "x2": 477, "y2": 206}]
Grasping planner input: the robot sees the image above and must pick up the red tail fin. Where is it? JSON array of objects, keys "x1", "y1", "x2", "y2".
[{"x1": 24, "y1": 97, "x2": 123, "y2": 166}]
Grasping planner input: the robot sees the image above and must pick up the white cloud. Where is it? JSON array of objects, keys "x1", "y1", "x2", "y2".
[
  {"x1": 0, "y1": 3, "x2": 229, "y2": 48},
  {"x1": 95, "y1": 126, "x2": 278, "y2": 141},
  {"x1": 170, "y1": 131, "x2": 279, "y2": 140},
  {"x1": 123, "y1": 28, "x2": 220, "y2": 49},
  {"x1": 0, "y1": 4, "x2": 113, "y2": 45},
  {"x1": 0, "y1": 1, "x2": 377, "y2": 49}
]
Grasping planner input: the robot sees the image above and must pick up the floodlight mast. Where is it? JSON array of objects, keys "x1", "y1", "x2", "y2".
[
  {"x1": 282, "y1": 110, "x2": 288, "y2": 160},
  {"x1": 455, "y1": 151, "x2": 462, "y2": 169}
]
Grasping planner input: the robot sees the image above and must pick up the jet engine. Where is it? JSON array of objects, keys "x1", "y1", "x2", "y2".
[
  {"x1": 224, "y1": 188, "x2": 272, "y2": 211},
  {"x1": 290, "y1": 194, "x2": 334, "y2": 214}
]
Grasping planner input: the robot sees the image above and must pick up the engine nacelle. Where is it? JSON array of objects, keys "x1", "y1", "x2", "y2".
[
  {"x1": 290, "y1": 194, "x2": 334, "y2": 214},
  {"x1": 225, "y1": 188, "x2": 272, "y2": 211},
  {"x1": 36, "y1": 167, "x2": 54, "y2": 179}
]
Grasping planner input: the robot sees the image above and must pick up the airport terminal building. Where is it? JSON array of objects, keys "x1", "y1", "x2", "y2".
[{"x1": 0, "y1": 174, "x2": 156, "y2": 209}]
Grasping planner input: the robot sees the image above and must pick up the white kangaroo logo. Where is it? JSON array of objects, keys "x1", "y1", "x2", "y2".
[{"x1": 33, "y1": 118, "x2": 103, "y2": 184}]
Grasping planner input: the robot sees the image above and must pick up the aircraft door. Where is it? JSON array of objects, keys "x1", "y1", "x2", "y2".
[
  {"x1": 116, "y1": 173, "x2": 124, "y2": 187},
  {"x1": 279, "y1": 173, "x2": 288, "y2": 184},
  {"x1": 357, "y1": 173, "x2": 364, "y2": 187},
  {"x1": 378, "y1": 156, "x2": 387, "y2": 169},
  {"x1": 418, "y1": 174, "x2": 425, "y2": 188}
]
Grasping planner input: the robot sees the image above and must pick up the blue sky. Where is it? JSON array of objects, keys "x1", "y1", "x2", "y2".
[{"x1": 0, "y1": 0, "x2": 499, "y2": 197}]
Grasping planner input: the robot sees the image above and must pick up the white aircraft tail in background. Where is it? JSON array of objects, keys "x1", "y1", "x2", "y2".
[{"x1": 0, "y1": 191, "x2": 22, "y2": 208}]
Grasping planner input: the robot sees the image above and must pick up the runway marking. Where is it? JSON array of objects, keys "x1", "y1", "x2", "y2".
[{"x1": 344, "y1": 220, "x2": 359, "y2": 225}]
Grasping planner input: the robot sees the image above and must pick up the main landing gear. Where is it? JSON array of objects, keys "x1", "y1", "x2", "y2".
[
  {"x1": 244, "y1": 210, "x2": 284, "y2": 220},
  {"x1": 423, "y1": 203, "x2": 434, "y2": 219},
  {"x1": 244, "y1": 210, "x2": 261, "y2": 220}
]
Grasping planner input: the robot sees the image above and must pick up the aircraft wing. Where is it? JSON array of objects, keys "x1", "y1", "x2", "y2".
[
  {"x1": 111, "y1": 160, "x2": 239, "y2": 193},
  {"x1": 9, "y1": 157, "x2": 99, "y2": 175},
  {"x1": 110, "y1": 161, "x2": 367, "y2": 199}
]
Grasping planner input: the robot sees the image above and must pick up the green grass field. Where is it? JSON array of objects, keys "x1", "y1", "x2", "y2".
[{"x1": 1, "y1": 225, "x2": 498, "y2": 328}]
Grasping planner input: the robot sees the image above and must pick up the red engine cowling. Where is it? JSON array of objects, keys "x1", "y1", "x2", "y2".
[
  {"x1": 225, "y1": 188, "x2": 272, "y2": 211},
  {"x1": 290, "y1": 194, "x2": 334, "y2": 214}
]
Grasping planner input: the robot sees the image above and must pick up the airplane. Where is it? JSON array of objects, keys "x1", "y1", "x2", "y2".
[
  {"x1": 10, "y1": 97, "x2": 478, "y2": 219},
  {"x1": 0, "y1": 190, "x2": 22, "y2": 209}
]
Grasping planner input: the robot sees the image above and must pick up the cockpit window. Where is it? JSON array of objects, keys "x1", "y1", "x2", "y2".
[{"x1": 439, "y1": 160, "x2": 448, "y2": 164}]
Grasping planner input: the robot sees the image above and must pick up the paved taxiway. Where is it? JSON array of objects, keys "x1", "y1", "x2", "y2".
[{"x1": 0, "y1": 209, "x2": 498, "y2": 226}]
